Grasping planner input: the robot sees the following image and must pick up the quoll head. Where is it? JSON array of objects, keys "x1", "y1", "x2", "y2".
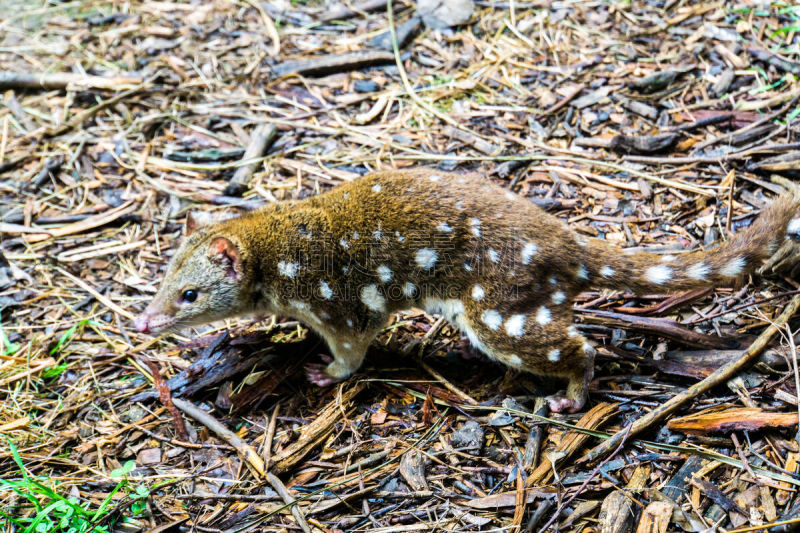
[{"x1": 134, "y1": 212, "x2": 249, "y2": 334}]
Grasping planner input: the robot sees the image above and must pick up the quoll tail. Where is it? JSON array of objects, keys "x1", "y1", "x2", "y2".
[{"x1": 580, "y1": 192, "x2": 800, "y2": 294}]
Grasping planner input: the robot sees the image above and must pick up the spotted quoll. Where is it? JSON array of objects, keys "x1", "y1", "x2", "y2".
[{"x1": 134, "y1": 170, "x2": 800, "y2": 412}]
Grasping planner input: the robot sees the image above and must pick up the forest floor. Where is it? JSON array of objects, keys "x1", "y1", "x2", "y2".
[{"x1": 2, "y1": 0, "x2": 800, "y2": 531}]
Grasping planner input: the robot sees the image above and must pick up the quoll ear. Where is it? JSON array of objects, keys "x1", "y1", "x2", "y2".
[
  {"x1": 185, "y1": 211, "x2": 214, "y2": 236},
  {"x1": 208, "y1": 237, "x2": 243, "y2": 280}
]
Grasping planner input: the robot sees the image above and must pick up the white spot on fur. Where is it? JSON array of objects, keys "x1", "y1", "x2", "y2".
[
  {"x1": 437, "y1": 222, "x2": 453, "y2": 233},
  {"x1": 504, "y1": 314, "x2": 526, "y2": 337},
  {"x1": 377, "y1": 265, "x2": 393, "y2": 283},
  {"x1": 521, "y1": 243, "x2": 538, "y2": 265},
  {"x1": 472, "y1": 285, "x2": 485, "y2": 301},
  {"x1": 600, "y1": 265, "x2": 615, "y2": 278},
  {"x1": 505, "y1": 191, "x2": 516, "y2": 201},
  {"x1": 660, "y1": 255, "x2": 676, "y2": 262},
  {"x1": 509, "y1": 354, "x2": 522, "y2": 366},
  {"x1": 481, "y1": 309, "x2": 503, "y2": 330},
  {"x1": 567, "y1": 325, "x2": 578, "y2": 337},
  {"x1": 549, "y1": 277, "x2": 557, "y2": 285},
  {"x1": 403, "y1": 282, "x2": 417, "y2": 298},
  {"x1": 415, "y1": 248, "x2": 438, "y2": 269},
  {"x1": 721, "y1": 257, "x2": 746, "y2": 277},
  {"x1": 372, "y1": 183, "x2": 382, "y2": 193},
  {"x1": 289, "y1": 299, "x2": 309, "y2": 311},
  {"x1": 645, "y1": 265, "x2": 673, "y2": 285},
  {"x1": 455, "y1": 200, "x2": 465, "y2": 210},
  {"x1": 424, "y1": 298, "x2": 465, "y2": 322},
  {"x1": 339, "y1": 238, "x2": 349, "y2": 249},
  {"x1": 548, "y1": 349, "x2": 561, "y2": 362},
  {"x1": 488, "y1": 249, "x2": 499, "y2": 263},
  {"x1": 346, "y1": 319, "x2": 354, "y2": 328},
  {"x1": 342, "y1": 266, "x2": 350, "y2": 273},
  {"x1": 373, "y1": 229, "x2": 383, "y2": 240},
  {"x1": 278, "y1": 261, "x2": 298, "y2": 278},
  {"x1": 319, "y1": 280, "x2": 333, "y2": 300},
  {"x1": 352, "y1": 231, "x2": 360, "y2": 240},
  {"x1": 788, "y1": 218, "x2": 800, "y2": 235},
  {"x1": 535, "y1": 306, "x2": 551, "y2": 325},
  {"x1": 343, "y1": 342, "x2": 352, "y2": 350},
  {"x1": 687, "y1": 262, "x2": 711, "y2": 280},
  {"x1": 464, "y1": 262, "x2": 474, "y2": 272},
  {"x1": 320, "y1": 311, "x2": 331, "y2": 320},
  {"x1": 395, "y1": 231, "x2": 405, "y2": 242},
  {"x1": 470, "y1": 218, "x2": 482, "y2": 237},
  {"x1": 552, "y1": 291, "x2": 566, "y2": 304},
  {"x1": 429, "y1": 174, "x2": 442, "y2": 182},
  {"x1": 360, "y1": 284, "x2": 386, "y2": 312},
  {"x1": 576, "y1": 264, "x2": 589, "y2": 280}
]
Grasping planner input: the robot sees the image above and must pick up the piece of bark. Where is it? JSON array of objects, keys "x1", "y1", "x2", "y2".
[
  {"x1": 369, "y1": 15, "x2": 422, "y2": 51},
  {"x1": 667, "y1": 407, "x2": 800, "y2": 434},
  {"x1": 445, "y1": 125, "x2": 499, "y2": 154},
  {"x1": 0, "y1": 71, "x2": 143, "y2": 91},
  {"x1": 608, "y1": 133, "x2": 679, "y2": 154},
  {"x1": 224, "y1": 123, "x2": 279, "y2": 196},
  {"x1": 620, "y1": 99, "x2": 658, "y2": 120},
  {"x1": 627, "y1": 70, "x2": 682, "y2": 93},
  {"x1": 635, "y1": 501, "x2": 672, "y2": 533},
  {"x1": 272, "y1": 50, "x2": 394, "y2": 78},
  {"x1": 599, "y1": 464, "x2": 650, "y2": 533},
  {"x1": 747, "y1": 151, "x2": 800, "y2": 174},
  {"x1": 578, "y1": 309, "x2": 740, "y2": 350},
  {"x1": 712, "y1": 69, "x2": 735, "y2": 96},
  {"x1": 521, "y1": 399, "x2": 547, "y2": 470},
  {"x1": 747, "y1": 48, "x2": 800, "y2": 75},
  {"x1": 726, "y1": 123, "x2": 777, "y2": 146},
  {"x1": 464, "y1": 488, "x2": 556, "y2": 509},
  {"x1": 399, "y1": 449, "x2": 429, "y2": 490},
  {"x1": 690, "y1": 478, "x2": 747, "y2": 515}
]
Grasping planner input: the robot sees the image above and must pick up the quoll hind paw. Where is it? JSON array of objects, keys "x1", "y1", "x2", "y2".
[
  {"x1": 304, "y1": 363, "x2": 344, "y2": 387},
  {"x1": 546, "y1": 393, "x2": 585, "y2": 414}
]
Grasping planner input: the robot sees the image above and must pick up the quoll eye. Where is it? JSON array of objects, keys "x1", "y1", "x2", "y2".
[{"x1": 181, "y1": 289, "x2": 198, "y2": 303}]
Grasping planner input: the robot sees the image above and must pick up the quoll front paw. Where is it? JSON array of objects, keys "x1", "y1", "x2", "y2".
[
  {"x1": 546, "y1": 393, "x2": 585, "y2": 414},
  {"x1": 304, "y1": 354, "x2": 343, "y2": 387}
]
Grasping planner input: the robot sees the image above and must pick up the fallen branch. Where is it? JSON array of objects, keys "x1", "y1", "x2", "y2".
[
  {"x1": 224, "y1": 123, "x2": 279, "y2": 196},
  {"x1": 0, "y1": 71, "x2": 143, "y2": 91},
  {"x1": 272, "y1": 50, "x2": 394, "y2": 77},
  {"x1": 267, "y1": 472, "x2": 312, "y2": 533},
  {"x1": 578, "y1": 308, "x2": 739, "y2": 349},
  {"x1": 581, "y1": 293, "x2": 800, "y2": 464}
]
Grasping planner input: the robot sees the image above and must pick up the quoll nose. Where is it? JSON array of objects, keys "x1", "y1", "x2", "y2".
[{"x1": 134, "y1": 314, "x2": 150, "y2": 333}]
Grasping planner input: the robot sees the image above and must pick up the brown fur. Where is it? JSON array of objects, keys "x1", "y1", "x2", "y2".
[{"x1": 135, "y1": 169, "x2": 800, "y2": 412}]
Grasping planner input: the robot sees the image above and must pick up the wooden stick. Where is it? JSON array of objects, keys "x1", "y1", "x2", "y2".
[
  {"x1": 0, "y1": 71, "x2": 143, "y2": 91},
  {"x1": 267, "y1": 472, "x2": 312, "y2": 533},
  {"x1": 224, "y1": 123, "x2": 278, "y2": 196},
  {"x1": 581, "y1": 293, "x2": 800, "y2": 464}
]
